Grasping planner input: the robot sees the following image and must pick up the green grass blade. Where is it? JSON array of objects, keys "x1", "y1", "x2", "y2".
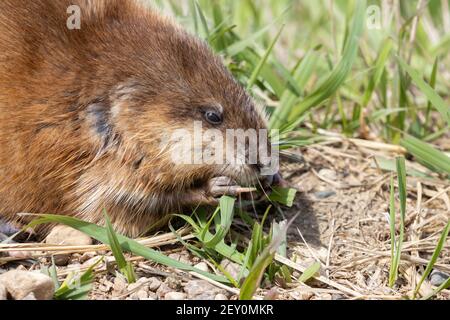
[
  {"x1": 103, "y1": 212, "x2": 127, "y2": 269},
  {"x1": 237, "y1": 241, "x2": 253, "y2": 282},
  {"x1": 25, "y1": 214, "x2": 228, "y2": 283},
  {"x1": 362, "y1": 38, "x2": 393, "y2": 107},
  {"x1": 388, "y1": 175, "x2": 396, "y2": 278},
  {"x1": 272, "y1": 0, "x2": 366, "y2": 129},
  {"x1": 225, "y1": 8, "x2": 288, "y2": 56},
  {"x1": 396, "y1": 157, "x2": 407, "y2": 222},
  {"x1": 249, "y1": 222, "x2": 263, "y2": 265},
  {"x1": 397, "y1": 56, "x2": 450, "y2": 126},
  {"x1": 54, "y1": 257, "x2": 102, "y2": 300},
  {"x1": 199, "y1": 206, "x2": 220, "y2": 241},
  {"x1": 424, "y1": 57, "x2": 439, "y2": 135},
  {"x1": 239, "y1": 213, "x2": 299, "y2": 300},
  {"x1": 194, "y1": 0, "x2": 210, "y2": 38},
  {"x1": 176, "y1": 214, "x2": 245, "y2": 264},
  {"x1": 189, "y1": 0, "x2": 199, "y2": 35},
  {"x1": 422, "y1": 277, "x2": 450, "y2": 300},
  {"x1": 414, "y1": 220, "x2": 450, "y2": 299},
  {"x1": 204, "y1": 196, "x2": 235, "y2": 247},
  {"x1": 104, "y1": 210, "x2": 136, "y2": 283},
  {"x1": 49, "y1": 257, "x2": 61, "y2": 289},
  {"x1": 270, "y1": 48, "x2": 320, "y2": 129},
  {"x1": 272, "y1": 220, "x2": 287, "y2": 257},
  {"x1": 400, "y1": 135, "x2": 450, "y2": 176},
  {"x1": 239, "y1": 243, "x2": 276, "y2": 300},
  {"x1": 298, "y1": 262, "x2": 321, "y2": 283},
  {"x1": 389, "y1": 157, "x2": 407, "y2": 287},
  {"x1": 267, "y1": 187, "x2": 297, "y2": 207},
  {"x1": 247, "y1": 24, "x2": 284, "y2": 90}
]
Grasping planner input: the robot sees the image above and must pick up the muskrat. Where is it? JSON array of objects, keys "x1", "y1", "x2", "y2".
[{"x1": 0, "y1": 0, "x2": 280, "y2": 238}]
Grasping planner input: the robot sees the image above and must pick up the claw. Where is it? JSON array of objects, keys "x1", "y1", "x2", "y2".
[{"x1": 207, "y1": 176, "x2": 256, "y2": 197}]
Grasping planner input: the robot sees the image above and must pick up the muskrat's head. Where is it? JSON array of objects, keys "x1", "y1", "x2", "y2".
[{"x1": 83, "y1": 5, "x2": 279, "y2": 193}]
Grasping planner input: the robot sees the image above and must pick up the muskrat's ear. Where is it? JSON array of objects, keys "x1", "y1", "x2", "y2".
[{"x1": 86, "y1": 102, "x2": 119, "y2": 152}]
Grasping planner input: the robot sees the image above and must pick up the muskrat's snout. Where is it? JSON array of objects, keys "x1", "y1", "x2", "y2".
[{"x1": 260, "y1": 172, "x2": 288, "y2": 189}]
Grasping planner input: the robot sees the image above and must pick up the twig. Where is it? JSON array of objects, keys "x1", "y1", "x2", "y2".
[
  {"x1": 275, "y1": 254, "x2": 362, "y2": 298},
  {"x1": 296, "y1": 228, "x2": 322, "y2": 264},
  {"x1": 325, "y1": 219, "x2": 336, "y2": 277}
]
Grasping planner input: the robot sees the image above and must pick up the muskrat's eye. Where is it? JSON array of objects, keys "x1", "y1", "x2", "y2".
[{"x1": 204, "y1": 110, "x2": 223, "y2": 125}]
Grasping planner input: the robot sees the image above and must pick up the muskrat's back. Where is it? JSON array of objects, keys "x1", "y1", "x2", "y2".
[{"x1": 0, "y1": 1, "x2": 174, "y2": 234}]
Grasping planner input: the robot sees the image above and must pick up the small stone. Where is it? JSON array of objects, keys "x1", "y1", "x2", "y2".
[
  {"x1": 194, "y1": 262, "x2": 210, "y2": 273},
  {"x1": 129, "y1": 293, "x2": 139, "y2": 300},
  {"x1": 127, "y1": 282, "x2": 140, "y2": 292},
  {"x1": 138, "y1": 277, "x2": 151, "y2": 285},
  {"x1": 0, "y1": 270, "x2": 55, "y2": 300},
  {"x1": 298, "y1": 292, "x2": 313, "y2": 300},
  {"x1": 136, "y1": 277, "x2": 149, "y2": 283},
  {"x1": 184, "y1": 280, "x2": 225, "y2": 300},
  {"x1": 113, "y1": 277, "x2": 128, "y2": 294},
  {"x1": 148, "y1": 277, "x2": 162, "y2": 291},
  {"x1": 46, "y1": 225, "x2": 92, "y2": 246},
  {"x1": 0, "y1": 283, "x2": 7, "y2": 300},
  {"x1": 215, "y1": 294, "x2": 228, "y2": 300},
  {"x1": 136, "y1": 290, "x2": 148, "y2": 300},
  {"x1": 220, "y1": 259, "x2": 242, "y2": 280},
  {"x1": 156, "y1": 282, "x2": 172, "y2": 298},
  {"x1": 53, "y1": 254, "x2": 70, "y2": 266},
  {"x1": 128, "y1": 277, "x2": 150, "y2": 292},
  {"x1": 184, "y1": 280, "x2": 213, "y2": 297},
  {"x1": 314, "y1": 190, "x2": 336, "y2": 199},
  {"x1": 148, "y1": 292, "x2": 158, "y2": 300},
  {"x1": 165, "y1": 292, "x2": 186, "y2": 300},
  {"x1": 79, "y1": 252, "x2": 96, "y2": 263},
  {"x1": 430, "y1": 270, "x2": 450, "y2": 287}
]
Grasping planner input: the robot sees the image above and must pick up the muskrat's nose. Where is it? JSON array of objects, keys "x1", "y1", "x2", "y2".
[
  {"x1": 261, "y1": 174, "x2": 274, "y2": 188},
  {"x1": 260, "y1": 172, "x2": 288, "y2": 188}
]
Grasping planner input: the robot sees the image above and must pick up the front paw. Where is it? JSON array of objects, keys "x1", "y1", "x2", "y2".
[
  {"x1": 182, "y1": 176, "x2": 256, "y2": 207},
  {"x1": 207, "y1": 176, "x2": 256, "y2": 198}
]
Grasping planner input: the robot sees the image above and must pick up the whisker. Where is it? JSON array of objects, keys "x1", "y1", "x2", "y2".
[
  {"x1": 247, "y1": 183, "x2": 259, "y2": 220},
  {"x1": 253, "y1": 170, "x2": 272, "y2": 202}
]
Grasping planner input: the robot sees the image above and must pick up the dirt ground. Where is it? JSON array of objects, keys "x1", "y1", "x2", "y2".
[
  {"x1": 282, "y1": 138, "x2": 449, "y2": 300},
  {"x1": 1, "y1": 137, "x2": 449, "y2": 300}
]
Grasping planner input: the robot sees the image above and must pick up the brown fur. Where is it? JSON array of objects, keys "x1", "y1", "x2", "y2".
[{"x1": 0, "y1": 0, "x2": 268, "y2": 237}]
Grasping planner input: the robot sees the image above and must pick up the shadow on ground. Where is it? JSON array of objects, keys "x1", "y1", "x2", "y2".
[{"x1": 285, "y1": 192, "x2": 322, "y2": 247}]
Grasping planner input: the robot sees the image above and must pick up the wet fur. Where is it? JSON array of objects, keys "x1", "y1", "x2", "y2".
[{"x1": 0, "y1": 0, "x2": 267, "y2": 237}]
